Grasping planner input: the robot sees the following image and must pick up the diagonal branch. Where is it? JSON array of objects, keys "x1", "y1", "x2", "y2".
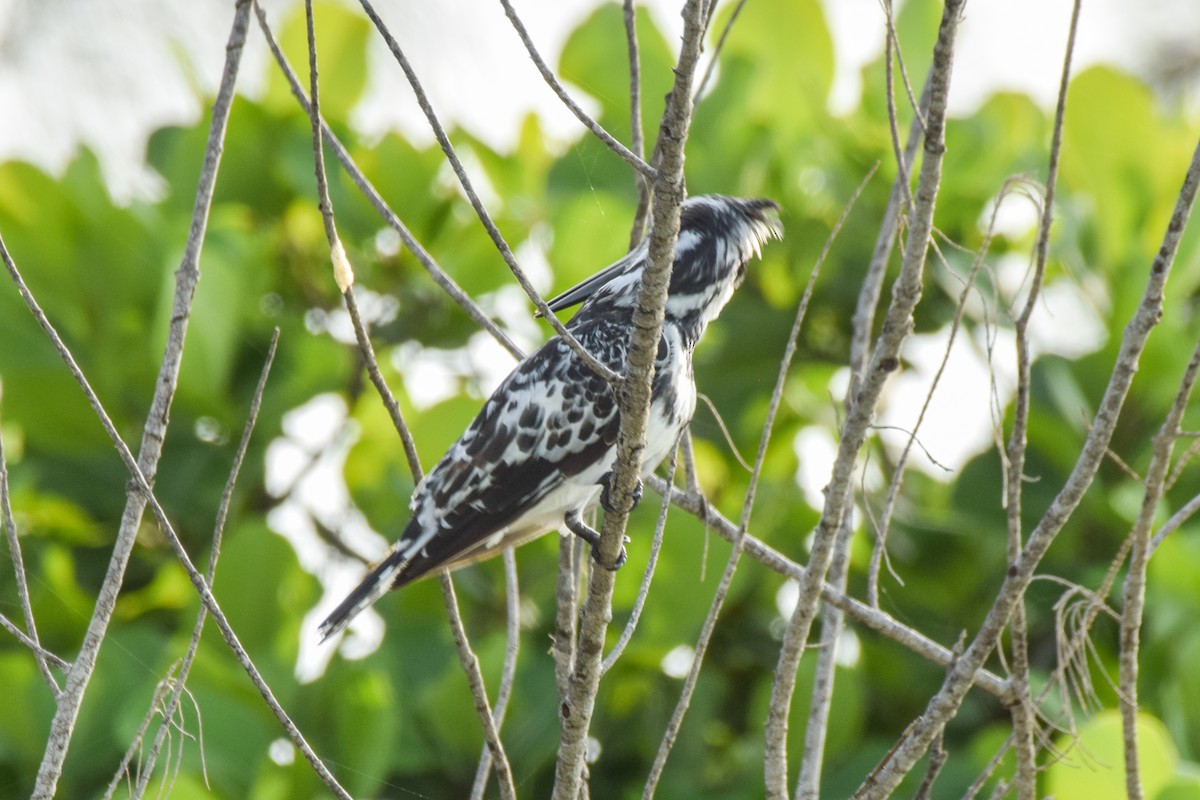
[
  {"x1": 28, "y1": 3, "x2": 253, "y2": 795},
  {"x1": 4, "y1": 214, "x2": 352, "y2": 800},
  {"x1": 763, "y1": 2, "x2": 964, "y2": 795},
  {"x1": 130, "y1": 331, "x2": 278, "y2": 799},
  {"x1": 645, "y1": 478, "x2": 1012, "y2": 701},
  {"x1": 552, "y1": 1, "x2": 708, "y2": 795},
  {"x1": 300, "y1": 4, "x2": 514, "y2": 794},
  {"x1": 853, "y1": 129, "x2": 1200, "y2": 800}
]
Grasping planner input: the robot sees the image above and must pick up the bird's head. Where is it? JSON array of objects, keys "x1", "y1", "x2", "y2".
[{"x1": 546, "y1": 195, "x2": 782, "y2": 345}]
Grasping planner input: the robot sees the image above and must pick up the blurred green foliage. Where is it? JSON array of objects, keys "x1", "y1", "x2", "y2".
[{"x1": 1, "y1": 0, "x2": 1199, "y2": 797}]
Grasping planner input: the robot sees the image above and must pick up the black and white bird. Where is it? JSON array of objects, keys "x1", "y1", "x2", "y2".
[{"x1": 319, "y1": 195, "x2": 781, "y2": 641}]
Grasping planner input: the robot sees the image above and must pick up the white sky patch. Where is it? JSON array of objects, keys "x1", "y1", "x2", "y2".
[
  {"x1": 775, "y1": 579, "x2": 799, "y2": 619},
  {"x1": 392, "y1": 342, "x2": 462, "y2": 410},
  {"x1": 265, "y1": 393, "x2": 392, "y2": 680},
  {"x1": 835, "y1": 628, "x2": 861, "y2": 668},
  {"x1": 268, "y1": 738, "x2": 296, "y2": 767},
  {"x1": 793, "y1": 425, "x2": 839, "y2": 510},
  {"x1": 980, "y1": 188, "x2": 1043, "y2": 240},
  {"x1": 876, "y1": 326, "x2": 1018, "y2": 478},
  {"x1": 660, "y1": 644, "x2": 696, "y2": 679}
]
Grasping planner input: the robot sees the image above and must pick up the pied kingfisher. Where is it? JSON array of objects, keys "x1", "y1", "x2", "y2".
[{"x1": 319, "y1": 195, "x2": 781, "y2": 641}]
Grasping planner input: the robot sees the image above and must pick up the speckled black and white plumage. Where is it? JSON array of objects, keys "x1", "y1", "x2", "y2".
[{"x1": 319, "y1": 195, "x2": 781, "y2": 641}]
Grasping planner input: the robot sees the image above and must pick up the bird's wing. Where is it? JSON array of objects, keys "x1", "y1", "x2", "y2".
[
  {"x1": 397, "y1": 320, "x2": 627, "y2": 579},
  {"x1": 318, "y1": 324, "x2": 626, "y2": 641}
]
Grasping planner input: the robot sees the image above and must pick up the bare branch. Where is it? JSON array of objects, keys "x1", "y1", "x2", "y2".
[
  {"x1": 645, "y1": 478, "x2": 1012, "y2": 701},
  {"x1": 554, "y1": 2, "x2": 708, "y2": 794},
  {"x1": 852, "y1": 126, "x2": 1200, "y2": 800},
  {"x1": 623, "y1": 0, "x2": 650, "y2": 248},
  {"x1": 132, "y1": 330, "x2": 279, "y2": 799},
  {"x1": 297, "y1": 7, "x2": 514, "y2": 790},
  {"x1": 601, "y1": 444, "x2": 678, "y2": 675},
  {"x1": 765, "y1": 1, "x2": 964, "y2": 792},
  {"x1": 4, "y1": 242, "x2": 353, "y2": 797},
  {"x1": 470, "y1": 548, "x2": 522, "y2": 800},
  {"x1": 0, "y1": 409, "x2": 59, "y2": 694},
  {"x1": 1004, "y1": 5, "x2": 1084, "y2": 791},
  {"x1": 1118, "y1": 337, "x2": 1200, "y2": 799},
  {"x1": 647, "y1": 167, "x2": 875, "y2": 798},
  {"x1": 440, "y1": 574, "x2": 517, "y2": 800}
]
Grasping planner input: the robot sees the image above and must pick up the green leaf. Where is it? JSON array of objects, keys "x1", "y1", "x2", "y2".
[{"x1": 1046, "y1": 710, "x2": 1178, "y2": 800}]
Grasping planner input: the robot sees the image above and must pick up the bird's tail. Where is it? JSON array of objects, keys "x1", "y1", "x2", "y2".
[{"x1": 318, "y1": 545, "x2": 411, "y2": 642}]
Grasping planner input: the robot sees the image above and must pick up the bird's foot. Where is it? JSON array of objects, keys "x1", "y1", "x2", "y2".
[
  {"x1": 564, "y1": 510, "x2": 628, "y2": 571},
  {"x1": 599, "y1": 471, "x2": 643, "y2": 513}
]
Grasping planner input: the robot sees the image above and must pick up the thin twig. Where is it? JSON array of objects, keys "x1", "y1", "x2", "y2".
[
  {"x1": 695, "y1": 0, "x2": 748, "y2": 102},
  {"x1": 1005, "y1": 6, "x2": 1081, "y2": 791},
  {"x1": 440, "y1": 574, "x2": 518, "y2": 800},
  {"x1": 645, "y1": 478, "x2": 1012, "y2": 701},
  {"x1": 300, "y1": 6, "x2": 514, "y2": 791},
  {"x1": 4, "y1": 213, "x2": 353, "y2": 800},
  {"x1": 794, "y1": 519, "x2": 852, "y2": 800},
  {"x1": 601, "y1": 444, "x2": 678, "y2": 675},
  {"x1": 469, "y1": 548, "x2": 522, "y2": 800},
  {"x1": 499, "y1": 0, "x2": 655, "y2": 180},
  {"x1": 0, "y1": 613, "x2": 70, "y2": 673},
  {"x1": 623, "y1": 0, "x2": 650, "y2": 248},
  {"x1": 0, "y1": 411, "x2": 59, "y2": 694},
  {"x1": 28, "y1": 4, "x2": 254, "y2": 796},
  {"x1": 132, "y1": 331, "x2": 279, "y2": 799},
  {"x1": 866, "y1": 175, "x2": 1001, "y2": 607},
  {"x1": 765, "y1": 2, "x2": 963, "y2": 792}
]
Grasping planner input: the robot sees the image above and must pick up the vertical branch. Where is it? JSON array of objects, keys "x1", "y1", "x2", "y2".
[
  {"x1": 764, "y1": 2, "x2": 963, "y2": 795},
  {"x1": 554, "y1": 534, "x2": 582, "y2": 703},
  {"x1": 29, "y1": 3, "x2": 253, "y2": 795},
  {"x1": 1118, "y1": 340, "x2": 1200, "y2": 799},
  {"x1": 1003, "y1": 4, "x2": 1081, "y2": 793},
  {"x1": 853, "y1": 131, "x2": 1200, "y2": 800},
  {"x1": 623, "y1": 0, "x2": 650, "y2": 247},
  {"x1": 794, "y1": 526, "x2": 851, "y2": 800},
  {"x1": 861, "y1": 77, "x2": 928, "y2": 608},
  {"x1": 470, "y1": 548, "x2": 522, "y2": 800},
  {"x1": 552, "y1": 2, "x2": 708, "y2": 795}
]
